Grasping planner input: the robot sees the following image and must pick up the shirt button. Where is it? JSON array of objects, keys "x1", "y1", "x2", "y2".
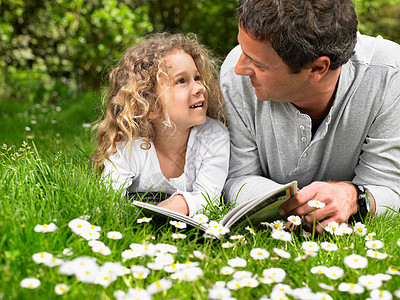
[
  {"x1": 300, "y1": 125, "x2": 305, "y2": 131},
  {"x1": 302, "y1": 153, "x2": 307, "y2": 158},
  {"x1": 301, "y1": 136, "x2": 307, "y2": 142}
]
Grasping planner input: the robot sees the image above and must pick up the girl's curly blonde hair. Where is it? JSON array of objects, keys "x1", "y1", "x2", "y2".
[{"x1": 92, "y1": 32, "x2": 226, "y2": 171}]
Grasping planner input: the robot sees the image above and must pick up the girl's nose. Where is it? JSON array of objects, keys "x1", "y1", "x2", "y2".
[
  {"x1": 235, "y1": 53, "x2": 255, "y2": 76},
  {"x1": 193, "y1": 81, "x2": 206, "y2": 95}
]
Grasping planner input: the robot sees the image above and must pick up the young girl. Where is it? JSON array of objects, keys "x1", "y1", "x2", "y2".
[{"x1": 92, "y1": 33, "x2": 230, "y2": 217}]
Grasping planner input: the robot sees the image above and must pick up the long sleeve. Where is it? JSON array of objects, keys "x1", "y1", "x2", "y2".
[
  {"x1": 102, "y1": 141, "x2": 138, "y2": 193},
  {"x1": 174, "y1": 119, "x2": 230, "y2": 216}
]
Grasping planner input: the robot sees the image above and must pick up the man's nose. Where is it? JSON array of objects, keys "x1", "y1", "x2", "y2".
[{"x1": 235, "y1": 53, "x2": 254, "y2": 76}]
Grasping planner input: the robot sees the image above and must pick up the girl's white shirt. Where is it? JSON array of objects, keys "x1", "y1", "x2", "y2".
[{"x1": 102, "y1": 117, "x2": 230, "y2": 216}]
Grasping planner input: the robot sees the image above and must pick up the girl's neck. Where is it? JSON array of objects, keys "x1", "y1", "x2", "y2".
[{"x1": 153, "y1": 125, "x2": 191, "y2": 180}]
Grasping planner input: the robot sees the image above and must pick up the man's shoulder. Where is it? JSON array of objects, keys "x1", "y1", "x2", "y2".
[
  {"x1": 221, "y1": 45, "x2": 242, "y2": 78},
  {"x1": 354, "y1": 33, "x2": 400, "y2": 68}
]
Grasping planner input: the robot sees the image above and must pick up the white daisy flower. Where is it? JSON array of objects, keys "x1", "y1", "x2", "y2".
[
  {"x1": 89, "y1": 224, "x2": 101, "y2": 231},
  {"x1": 369, "y1": 289, "x2": 392, "y2": 300},
  {"x1": 261, "y1": 267, "x2": 286, "y2": 283},
  {"x1": 193, "y1": 250, "x2": 205, "y2": 260},
  {"x1": 338, "y1": 282, "x2": 365, "y2": 294},
  {"x1": 321, "y1": 242, "x2": 338, "y2": 251},
  {"x1": 94, "y1": 270, "x2": 117, "y2": 287},
  {"x1": 269, "y1": 220, "x2": 285, "y2": 231},
  {"x1": 171, "y1": 233, "x2": 187, "y2": 239},
  {"x1": 107, "y1": 231, "x2": 122, "y2": 240},
  {"x1": 273, "y1": 247, "x2": 291, "y2": 259},
  {"x1": 34, "y1": 222, "x2": 57, "y2": 233},
  {"x1": 155, "y1": 243, "x2": 177, "y2": 254},
  {"x1": 103, "y1": 262, "x2": 129, "y2": 277},
  {"x1": 307, "y1": 200, "x2": 325, "y2": 208},
  {"x1": 170, "y1": 220, "x2": 187, "y2": 229},
  {"x1": 227, "y1": 257, "x2": 247, "y2": 268},
  {"x1": 273, "y1": 283, "x2": 293, "y2": 294},
  {"x1": 20, "y1": 278, "x2": 40, "y2": 289},
  {"x1": 318, "y1": 283, "x2": 334, "y2": 291},
  {"x1": 208, "y1": 287, "x2": 232, "y2": 300},
  {"x1": 32, "y1": 251, "x2": 53, "y2": 264},
  {"x1": 353, "y1": 222, "x2": 367, "y2": 236},
  {"x1": 54, "y1": 283, "x2": 69, "y2": 295},
  {"x1": 344, "y1": 254, "x2": 368, "y2": 269},
  {"x1": 250, "y1": 248, "x2": 270, "y2": 260},
  {"x1": 220, "y1": 266, "x2": 235, "y2": 275},
  {"x1": 311, "y1": 266, "x2": 328, "y2": 275},
  {"x1": 324, "y1": 221, "x2": 339, "y2": 234},
  {"x1": 302, "y1": 241, "x2": 320, "y2": 252},
  {"x1": 366, "y1": 240, "x2": 384, "y2": 250},
  {"x1": 227, "y1": 279, "x2": 244, "y2": 290},
  {"x1": 232, "y1": 270, "x2": 253, "y2": 280},
  {"x1": 367, "y1": 250, "x2": 388, "y2": 260},
  {"x1": 68, "y1": 218, "x2": 91, "y2": 235},
  {"x1": 222, "y1": 241, "x2": 236, "y2": 248},
  {"x1": 242, "y1": 277, "x2": 259, "y2": 288},
  {"x1": 62, "y1": 248, "x2": 73, "y2": 256},
  {"x1": 205, "y1": 221, "x2": 230, "y2": 237},
  {"x1": 324, "y1": 266, "x2": 344, "y2": 280},
  {"x1": 121, "y1": 246, "x2": 144, "y2": 260},
  {"x1": 287, "y1": 215, "x2": 302, "y2": 225},
  {"x1": 171, "y1": 267, "x2": 203, "y2": 281},
  {"x1": 358, "y1": 275, "x2": 383, "y2": 290},
  {"x1": 271, "y1": 230, "x2": 292, "y2": 242},
  {"x1": 365, "y1": 232, "x2": 376, "y2": 241},
  {"x1": 386, "y1": 266, "x2": 400, "y2": 275},
  {"x1": 245, "y1": 226, "x2": 256, "y2": 235},
  {"x1": 154, "y1": 252, "x2": 174, "y2": 266},
  {"x1": 375, "y1": 273, "x2": 392, "y2": 282},
  {"x1": 92, "y1": 244, "x2": 111, "y2": 256},
  {"x1": 137, "y1": 216, "x2": 152, "y2": 223},
  {"x1": 230, "y1": 234, "x2": 245, "y2": 240},
  {"x1": 147, "y1": 278, "x2": 172, "y2": 294},
  {"x1": 192, "y1": 214, "x2": 209, "y2": 224},
  {"x1": 75, "y1": 265, "x2": 98, "y2": 283},
  {"x1": 44, "y1": 256, "x2": 65, "y2": 267},
  {"x1": 79, "y1": 229, "x2": 101, "y2": 241},
  {"x1": 142, "y1": 243, "x2": 157, "y2": 257},
  {"x1": 131, "y1": 265, "x2": 151, "y2": 279}
]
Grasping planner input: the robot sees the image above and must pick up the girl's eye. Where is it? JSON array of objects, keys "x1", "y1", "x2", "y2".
[
  {"x1": 176, "y1": 78, "x2": 185, "y2": 84},
  {"x1": 195, "y1": 75, "x2": 201, "y2": 81}
]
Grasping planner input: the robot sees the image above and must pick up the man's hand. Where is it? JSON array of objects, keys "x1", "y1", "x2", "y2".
[
  {"x1": 157, "y1": 194, "x2": 189, "y2": 215},
  {"x1": 279, "y1": 181, "x2": 359, "y2": 233}
]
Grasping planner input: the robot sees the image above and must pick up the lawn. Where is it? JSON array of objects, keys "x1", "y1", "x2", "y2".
[{"x1": 1, "y1": 94, "x2": 400, "y2": 300}]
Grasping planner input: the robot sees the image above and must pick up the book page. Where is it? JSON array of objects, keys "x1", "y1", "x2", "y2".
[
  {"x1": 132, "y1": 201, "x2": 209, "y2": 232},
  {"x1": 221, "y1": 181, "x2": 297, "y2": 229}
]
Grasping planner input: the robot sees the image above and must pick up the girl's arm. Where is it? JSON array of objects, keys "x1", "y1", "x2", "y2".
[
  {"x1": 160, "y1": 121, "x2": 230, "y2": 216},
  {"x1": 102, "y1": 142, "x2": 137, "y2": 193}
]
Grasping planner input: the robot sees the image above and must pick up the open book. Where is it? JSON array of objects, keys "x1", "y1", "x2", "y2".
[{"x1": 132, "y1": 181, "x2": 297, "y2": 234}]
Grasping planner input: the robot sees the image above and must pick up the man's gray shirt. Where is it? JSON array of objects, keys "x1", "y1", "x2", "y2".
[{"x1": 221, "y1": 33, "x2": 400, "y2": 215}]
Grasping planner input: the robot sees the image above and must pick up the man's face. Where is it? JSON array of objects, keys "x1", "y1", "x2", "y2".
[{"x1": 235, "y1": 26, "x2": 308, "y2": 103}]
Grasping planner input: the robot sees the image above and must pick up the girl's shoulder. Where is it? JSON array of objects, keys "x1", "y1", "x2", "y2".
[
  {"x1": 114, "y1": 138, "x2": 153, "y2": 156},
  {"x1": 194, "y1": 117, "x2": 229, "y2": 140}
]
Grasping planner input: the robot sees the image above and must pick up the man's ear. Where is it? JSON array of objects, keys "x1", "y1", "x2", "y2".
[{"x1": 308, "y1": 56, "x2": 331, "y2": 83}]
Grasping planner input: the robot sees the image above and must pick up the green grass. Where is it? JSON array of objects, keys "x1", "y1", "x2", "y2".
[{"x1": 1, "y1": 94, "x2": 400, "y2": 300}]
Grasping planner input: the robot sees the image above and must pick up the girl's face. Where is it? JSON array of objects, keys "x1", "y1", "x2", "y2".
[{"x1": 159, "y1": 50, "x2": 208, "y2": 133}]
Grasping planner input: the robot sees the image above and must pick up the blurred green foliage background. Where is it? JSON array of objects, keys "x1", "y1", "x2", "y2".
[{"x1": 1, "y1": 0, "x2": 400, "y2": 103}]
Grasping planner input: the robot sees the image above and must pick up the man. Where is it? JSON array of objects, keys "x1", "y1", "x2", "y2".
[{"x1": 221, "y1": 0, "x2": 400, "y2": 233}]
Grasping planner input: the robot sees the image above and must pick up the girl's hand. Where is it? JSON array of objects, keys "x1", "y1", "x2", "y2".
[{"x1": 157, "y1": 194, "x2": 189, "y2": 215}]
